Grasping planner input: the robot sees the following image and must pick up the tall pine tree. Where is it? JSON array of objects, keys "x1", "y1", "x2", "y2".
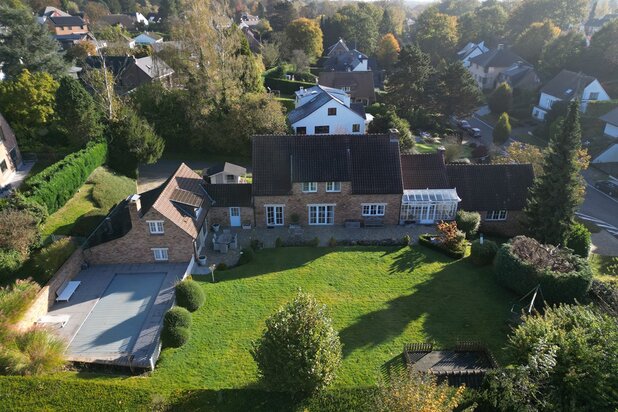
[
  {"x1": 524, "y1": 101, "x2": 584, "y2": 246},
  {"x1": 55, "y1": 77, "x2": 104, "y2": 146}
]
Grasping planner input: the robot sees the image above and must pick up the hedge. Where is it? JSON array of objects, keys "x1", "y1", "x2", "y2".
[
  {"x1": 418, "y1": 234, "x2": 466, "y2": 259},
  {"x1": 164, "y1": 306, "x2": 192, "y2": 329},
  {"x1": 494, "y1": 238, "x2": 593, "y2": 304},
  {"x1": 566, "y1": 222, "x2": 591, "y2": 258},
  {"x1": 24, "y1": 141, "x2": 107, "y2": 214},
  {"x1": 264, "y1": 77, "x2": 315, "y2": 96},
  {"x1": 470, "y1": 239, "x2": 498, "y2": 266},
  {"x1": 174, "y1": 280, "x2": 205, "y2": 312},
  {"x1": 161, "y1": 323, "x2": 190, "y2": 348},
  {"x1": 455, "y1": 211, "x2": 481, "y2": 239}
]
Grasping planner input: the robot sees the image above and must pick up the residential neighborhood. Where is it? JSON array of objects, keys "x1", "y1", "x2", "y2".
[{"x1": 0, "y1": 0, "x2": 617, "y2": 410}]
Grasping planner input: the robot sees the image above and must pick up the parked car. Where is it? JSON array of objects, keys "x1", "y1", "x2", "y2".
[
  {"x1": 468, "y1": 128, "x2": 482, "y2": 138},
  {"x1": 458, "y1": 120, "x2": 471, "y2": 131},
  {"x1": 594, "y1": 180, "x2": 618, "y2": 197}
]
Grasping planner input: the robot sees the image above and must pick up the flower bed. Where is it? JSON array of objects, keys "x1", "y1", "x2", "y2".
[{"x1": 418, "y1": 234, "x2": 466, "y2": 259}]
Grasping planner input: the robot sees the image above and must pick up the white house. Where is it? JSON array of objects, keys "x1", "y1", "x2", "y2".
[
  {"x1": 593, "y1": 144, "x2": 618, "y2": 164},
  {"x1": 288, "y1": 85, "x2": 367, "y2": 135},
  {"x1": 323, "y1": 39, "x2": 369, "y2": 72},
  {"x1": 532, "y1": 70, "x2": 611, "y2": 121},
  {"x1": 467, "y1": 45, "x2": 525, "y2": 90},
  {"x1": 457, "y1": 41, "x2": 489, "y2": 68},
  {"x1": 600, "y1": 107, "x2": 618, "y2": 138},
  {"x1": 133, "y1": 32, "x2": 163, "y2": 46}
]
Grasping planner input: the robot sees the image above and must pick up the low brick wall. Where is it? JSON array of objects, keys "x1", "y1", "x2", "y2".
[{"x1": 15, "y1": 247, "x2": 85, "y2": 331}]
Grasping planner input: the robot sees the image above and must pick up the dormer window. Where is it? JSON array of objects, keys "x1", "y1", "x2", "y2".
[
  {"x1": 328, "y1": 108, "x2": 337, "y2": 116},
  {"x1": 302, "y1": 182, "x2": 317, "y2": 192},
  {"x1": 148, "y1": 220, "x2": 164, "y2": 234}
]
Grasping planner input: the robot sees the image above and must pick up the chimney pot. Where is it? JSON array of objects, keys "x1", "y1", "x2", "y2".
[{"x1": 388, "y1": 128, "x2": 400, "y2": 143}]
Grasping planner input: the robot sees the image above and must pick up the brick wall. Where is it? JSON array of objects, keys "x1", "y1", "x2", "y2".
[
  {"x1": 479, "y1": 210, "x2": 527, "y2": 238},
  {"x1": 254, "y1": 182, "x2": 401, "y2": 227},
  {"x1": 207, "y1": 206, "x2": 254, "y2": 227}
]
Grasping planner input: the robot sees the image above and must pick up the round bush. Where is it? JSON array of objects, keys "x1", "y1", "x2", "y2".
[
  {"x1": 455, "y1": 210, "x2": 481, "y2": 239},
  {"x1": 566, "y1": 222, "x2": 591, "y2": 258},
  {"x1": 161, "y1": 325, "x2": 190, "y2": 348},
  {"x1": 470, "y1": 239, "x2": 498, "y2": 266},
  {"x1": 163, "y1": 306, "x2": 192, "y2": 330},
  {"x1": 175, "y1": 280, "x2": 205, "y2": 312},
  {"x1": 238, "y1": 247, "x2": 255, "y2": 265}
]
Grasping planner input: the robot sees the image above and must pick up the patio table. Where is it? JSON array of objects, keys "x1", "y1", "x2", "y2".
[{"x1": 216, "y1": 233, "x2": 233, "y2": 253}]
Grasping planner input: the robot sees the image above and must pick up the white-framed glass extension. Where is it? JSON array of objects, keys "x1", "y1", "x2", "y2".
[
  {"x1": 265, "y1": 205, "x2": 284, "y2": 226},
  {"x1": 400, "y1": 189, "x2": 460, "y2": 224},
  {"x1": 308, "y1": 204, "x2": 335, "y2": 225}
]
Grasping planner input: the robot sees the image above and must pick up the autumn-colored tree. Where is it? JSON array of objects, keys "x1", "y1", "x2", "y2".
[
  {"x1": 65, "y1": 40, "x2": 97, "y2": 62},
  {"x1": 437, "y1": 221, "x2": 465, "y2": 251},
  {"x1": 376, "y1": 33, "x2": 400, "y2": 68},
  {"x1": 0, "y1": 209, "x2": 39, "y2": 258},
  {"x1": 514, "y1": 21, "x2": 561, "y2": 64},
  {"x1": 285, "y1": 18, "x2": 323, "y2": 61},
  {"x1": 411, "y1": 7, "x2": 459, "y2": 61}
]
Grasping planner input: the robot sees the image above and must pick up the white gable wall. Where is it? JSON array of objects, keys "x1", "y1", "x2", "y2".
[
  {"x1": 291, "y1": 99, "x2": 365, "y2": 135},
  {"x1": 352, "y1": 59, "x2": 369, "y2": 71},
  {"x1": 593, "y1": 144, "x2": 618, "y2": 163},
  {"x1": 581, "y1": 80, "x2": 611, "y2": 112}
]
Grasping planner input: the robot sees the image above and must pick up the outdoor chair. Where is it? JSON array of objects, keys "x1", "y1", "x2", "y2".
[
  {"x1": 230, "y1": 234, "x2": 238, "y2": 250},
  {"x1": 212, "y1": 236, "x2": 221, "y2": 251}
]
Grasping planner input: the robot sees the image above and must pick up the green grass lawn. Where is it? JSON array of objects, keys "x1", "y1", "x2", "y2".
[{"x1": 591, "y1": 253, "x2": 618, "y2": 284}]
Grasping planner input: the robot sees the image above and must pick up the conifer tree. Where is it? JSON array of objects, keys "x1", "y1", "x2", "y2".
[
  {"x1": 55, "y1": 77, "x2": 104, "y2": 146},
  {"x1": 493, "y1": 112, "x2": 511, "y2": 145}
]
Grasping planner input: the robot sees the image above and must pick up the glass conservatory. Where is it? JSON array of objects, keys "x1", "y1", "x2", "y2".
[{"x1": 400, "y1": 189, "x2": 461, "y2": 224}]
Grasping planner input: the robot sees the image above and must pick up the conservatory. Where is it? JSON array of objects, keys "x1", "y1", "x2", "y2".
[{"x1": 400, "y1": 189, "x2": 461, "y2": 225}]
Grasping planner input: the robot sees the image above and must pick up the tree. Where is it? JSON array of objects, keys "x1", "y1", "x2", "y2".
[
  {"x1": 251, "y1": 291, "x2": 342, "y2": 393},
  {"x1": 437, "y1": 61, "x2": 482, "y2": 118},
  {"x1": 375, "y1": 33, "x2": 400, "y2": 69},
  {"x1": 538, "y1": 31, "x2": 586, "y2": 79},
  {"x1": 260, "y1": 42, "x2": 280, "y2": 68},
  {"x1": 438, "y1": 0, "x2": 480, "y2": 16},
  {"x1": 508, "y1": 0, "x2": 588, "y2": 34},
  {"x1": 107, "y1": 107, "x2": 164, "y2": 177},
  {"x1": 458, "y1": 3, "x2": 508, "y2": 47},
  {"x1": 525, "y1": 101, "x2": 584, "y2": 246},
  {"x1": 64, "y1": 41, "x2": 97, "y2": 62},
  {"x1": 514, "y1": 21, "x2": 561, "y2": 64},
  {"x1": 493, "y1": 113, "x2": 511, "y2": 145},
  {"x1": 338, "y1": 3, "x2": 382, "y2": 53},
  {"x1": 488, "y1": 82, "x2": 513, "y2": 115},
  {"x1": 268, "y1": 1, "x2": 298, "y2": 32},
  {"x1": 367, "y1": 107, "x2": 414, "y2": 151},
  {"x1": 289, "y1": 49, "x2": 311, "y2": 74},
  {"x1": 583, "y1": 19, "x2": 618, "y2": 86},
  {"x1": 385, "y1": 44, "x2": 433, "y2": 112},
  {"x1": 285, "y1": 18, "x2": 323, "y2": 62},
  {"x1": 493, "y1": 142, "x2": 545, "y2": 175},
  {"x1": 0, "y1": 209, "x2": 39, "y2": 258},
  {"x1": 83, "y1": 1, "x2": 110, "y2": 23},
  {"x1": 55, "y1": 77, "x2": 104, "y2": 146},
  {"x1": 379, "y1": 6, "x2": 405, "y2": 36},
  {"x1": 0, "y1": 6, "x2": 68, "y2": 79},
  {"x1": 411, "y1": 7, "x2": 459, "y2": 62}
]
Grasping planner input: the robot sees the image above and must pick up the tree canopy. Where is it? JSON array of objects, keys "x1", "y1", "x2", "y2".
[
  {"x1": 55, "y1": 77, "x2": 104, "y2": 147},
  {"x1": 514, "y1": 21, "x2": 561, "y2": 64},
  {"x1": 411, "y1": 7, "x2": 459, "y2": 62},
  {"x1": 285, "y1": 18, "x2": 324, "y2": 62},
  {"x1": 492, "y1": 112, "x2": 511, "y2": 146},
  {"x1": 375, "y1": 33, "x2": 400, "y2": 69}
]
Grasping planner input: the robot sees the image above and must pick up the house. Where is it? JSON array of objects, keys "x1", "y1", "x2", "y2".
[
  {"x1": 204, "y1": 184, "x2": 253, "y2": 228},
  {"x1": 99, "y1": 13, "x2": 148, "y2": 30},
  {"x1": 204, "y1": 162, "x2": 247, "y2": 184},
  {"x1": 318, "y1": 71, "x2": 376, "y2": 106},
  {"x1": 0, "y1": 113, "x2": 23, "y2": 187},
  {"x1": 599, "y1": 107, "x2": 618, "y2": 138},
  {"x1": 84, "y1": 163, "x2": 209, "y2": 265},
  {"x1": 37, "y1": 6, "x2": 70, "y2": 24},
  {"x1": 457, "y1": 41, "x2": 489, "y2": 68},
  {"x1": 496, "y1": 62, "x2": 540, "y2": 91},
  {"x1": 532, "y1": 70, "x2": 610, "y2": 121},
  {"x1": 288, "y1": 85, "x2": 367, "y2": 135},
  {"x1": 323, "y1": 49, "x2": 369, "y2": 72},
  {"x1": 146, "y1": 12, "x2": 161, "y2": 24},
  {"x1": 45, "y1": 15, "x2": 91, "y2": 47},
  {"x1": 325, "y1": 38, "x2": 350, "y2": 58},
  {"x1": 467, "y1": 45, "x2": 526, "y2": 90},
  {"x1": 83, "y1": 55, "x2": 174, "y2": 94},
  {"x1": 251, "y1": 132, "x2": 404, "y2": 228},
  {"x1": 133, "y1": 32, "x2": 163, "y2": 46},
  {"x1": 239, "y1": 12, "x2": 260, "y2": 27},
  {"x1": 592, "y1": 144, "x2": 618, "y2": 176}
]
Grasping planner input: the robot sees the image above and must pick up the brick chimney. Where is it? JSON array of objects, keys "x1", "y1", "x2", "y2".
[
  {"x1": 127, "y1": 194, "x2": 142, "y2": 224},
  {"x1": 437, "y1": 146, "x2": 446, "y2": 164},
  {"x1": 388, "y1": 128, "x2": 400, "y2": 143}
]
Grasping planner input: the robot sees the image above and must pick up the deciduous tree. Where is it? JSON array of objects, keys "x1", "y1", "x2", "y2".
[
  {"x1": 458, "y1": 2, "x2": 508, "y2": 47},
  {"x1": 538, "y1": 31, "x2": 586, "y2": 79},
  {"x1": 267, "y1": 1, "x2": 298, "y2": 32},
  {"x1": 375, "y1": 33, "x2": 400, "y2": 69},
  {"x1": 285, "y1": 18, "x2": 323, "y2": 61},
  {"x1": 514, "y1": 21, "x2": 561, "y2": 64},
  {"x1": 411, "y1": 7, "x2": 459, "y2": 62}
]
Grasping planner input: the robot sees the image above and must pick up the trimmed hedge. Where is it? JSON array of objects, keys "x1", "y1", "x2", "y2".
[
  {"x1": 175, "y1": 280, "x2": 205, "y2": 312},
  {"x1": 566, "y1": 222, "x2": 591, "y2": 258},
  {"x1": 161, "y1": 323, "x2": 190, "y2": 348},
  {"x1": 494, "y1": 237, "x2": 593, "y2": 303},
  {"x1": 418, "y1": 234, "x2": 466, "y2": 259},
  {"x1": 456, "y1": 211, "x2": 481, "y2": 239},
  {"x1": 163, "y1": 306, "x2": 192, "y2": 329},
  {"x1": 470, "y1": 239, "x2": 498, "y2": 266},
  {"x1": 264, "y1": 77, "x2": 315, "y2": 96},
  {"x1": 24, "y1": 141, "x2": 107, "y2": 214}
]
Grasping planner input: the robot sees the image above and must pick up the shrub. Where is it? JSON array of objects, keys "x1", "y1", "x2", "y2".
[
  {"x1": 436, "y1": 221, "x2": 466, "y2": 252},
  {"x1": 309, "y1": 237, "x2": 320, "y2": 247},
  {"x1": 470, "y1": 239, "x2": 499, "y2": 266},
  {"x1": 0, "y1": 280, "x2": 41, "y2": 325},
  {"x1": 163, "y1": 307, "x2": 192, "y2": 330},
  {"x1": 160, "y1": 324, "x2": 190, "y2": 349},
  {"x1": 0, "y1": 328, "x2": 66, "y2": 375},
  {"x1": 418, "y1": 234, "x2": 466, "y2": 259},
  {"x1": 328, "y1": 237, "x2": 337, "y2": 247},
  {"x1": 494, "y1": 236, "x2": 592, "y2": 303},
  {"x1": 238, "y1": 247, "x2": 255, "y2": 265},
  {"x1": 250, "y1": 239, "x2": 262, "y2": 251},
  {"x1": 455, "y1": 211, "x2": 481, "y2": 239},
  {"x1": 19, "y1": 238, "x2": 77, "y2": 284},
  {"x1": 472, "y1": 145, "x2": 489, "y2": 158},
  {"x1": 566, "y1": 222, "x2": 591, "y2": 258},
  {"x1": 0, "y1": 249, "x2": 23, "y2": 276},
  {"x1": 174, "y1": 280, "x2": 205, "y2": 312},
  {"x1": 402, "y1": 235, "x2": 411, "y2": 246},
  {"x1": 216, "y1": 262, "x2": 228, "y2": 271},
  {"x1": 275, "y1": 237, "x2": 283, "y2": 248},
  {"x1": 251, "y1": 291, "x2": 342, "y2": 393}
]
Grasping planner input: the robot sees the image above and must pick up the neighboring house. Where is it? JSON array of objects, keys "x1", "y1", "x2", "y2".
[
  {"x1": 239, "y1": 24, "x2": 261, "y2": 53},
  {"x1": 325, "y1": 38, "x2": 350, "y2": 58},
  {"x1": 323, "y1": 49, "x2": 369, "y2": 72},
  {"x1": 99, "y1": 13, "x2": 148, "y2": 30},
  {"x1": 83, "y1": 55, "x2": 174, "y2": 94},
  {"x1": 239, "y1": 12, "x2": 260, "y2": 27},
  {"x1": 46, "y1": 15, "x2": 92, "y2": 47},
  {"x1": 37, "y1": 6, "x2": 70, "y2": 24},
  {"x1": 146, "y1": 12, "x2": 161, "y2": 24},
  {"x1": 457, "y1": 41, "x2": 489, "y2": 68},
  {"x1": 496, "y1": 62, "x2": 541, "y2": 91},
  {"x1": 204, "y1": 184, "x2": 253, "y2": 228},
  {"x1": 592, "y1": 143, "x2": 618, "y2": 176},
  {"x1": 600, "y1": 107, "x2": 618, "y2": 138},
  {"x1": 532, "y1": 70, "x2": 611, "y2": 121},
  {"x1": 133, "y1": 32, "x2": 163, "y2": 46},
  {"x1": 251, "y1": 132, "x2": 404, "y2": 228},
  {"x1": 289, "y1": 85, "x2": 367, "y2": 135},
  {"x1": 84, "y1": 163, "x2": 209, "y2": 265},
  {"x1": 0, "y1": 113, "x2": 23, "y2": 187},
  {"x1": 467, "y1": 45, "x2": 526, "y2": 90},
  {"x1": 204, "y1": 162, "x2": 247, "y2": 184},
  {"x1": 318, "y1": 71, "x2": 376, "y2": 106}
]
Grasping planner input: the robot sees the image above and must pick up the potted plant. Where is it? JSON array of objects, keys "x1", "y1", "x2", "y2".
[{"x1": 242, "y1": 221, "x2": 252, "y2": 230}]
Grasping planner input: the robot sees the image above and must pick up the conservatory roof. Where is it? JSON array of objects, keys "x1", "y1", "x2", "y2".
[{"x1": 402, "y1": 189, "x2": 461, "y2": 203}]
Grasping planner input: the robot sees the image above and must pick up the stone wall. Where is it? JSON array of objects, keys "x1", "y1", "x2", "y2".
[
  {"x1": 207, "y1": 206, "x2": 254, "y2": 228},
  {"x1": 15, "y1": 247, "x2": 84, "y2": 331},
  {"x1": 479, "y1": 210, "x2": 527, "y2": 238},
  {"x1": 254, "y1": 182, "x2": 401, "y2": 227}
]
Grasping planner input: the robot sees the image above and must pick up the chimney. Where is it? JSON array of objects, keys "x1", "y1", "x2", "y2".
[
  {"x1": 128, "y1": 194, "x2": 142, "y2": 224},
  {"x1": 388, "y1": 128, "x2": 400, "y2": 143},
  {"x1": 437, "y1": 146, "x2": 446, "y2": 164}
]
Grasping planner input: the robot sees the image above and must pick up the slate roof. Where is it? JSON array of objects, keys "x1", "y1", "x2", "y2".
[
  {"x1": 100, "y1": 14, "x2": 137, "y2": 28},
  {"x1": 288, "y1": 85, "x2": 364, "y2": 124},
  {"x1": 600, "y1": 107, "x2": 618, "y2": 126},
  {"x1": 469, "y1": 46, "x2": 525, "y2": 69},
  {"x1": 48, "y1": 15, "x2": 86, "y2": 26},
  {"x1": 323, "y1": 50, "x2": 368, "y2": 72},
  {"x1": 499, "y1": 63, "x2": 539, "y2": 89},
  {"x1": 541, "y1": 70, "x2": 596, "y2": 100},
  {"x1": 85, "y1": 56, "x2": 173, "y2": 80},
  {"x1": 326, "y1": 39, "x2": 349, "y2": 56},
  {"x1": 252, "y1": 134, "x2": 403, "y2": 196},
  {"x1": 400, "y1": 153, "x2": 450, "y2": 190},
  {"x1": 205, "y1": 184, "x2": 252, "y2": 207},
  {"x1": 318, "y1": 71, "x2": 376, "y2": 101},
  {"x1": 84, "y1": 199, "x2": 132, "y2": 248},
  {"x1": 446, "y1": 164, "x2": 534, "y2": 211}
]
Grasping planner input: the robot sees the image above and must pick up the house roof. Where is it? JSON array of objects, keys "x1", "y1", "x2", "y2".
[
  {"x1": 100, "y1": 14, "x2": 137, "y2": 28},
  {"x1": 84, "y1": 199, "x2": 132, "y2": 248},
  {"x1": 288, "y1": 85, "x2": 363, "y2": 124},
  {"x1": 133, "y1": 56, "x2": 173, "y2": 78},
  {"x1": 400, "y1": 152, "x2": 450, "y2": 190},
  {"x1": 40, "y1": 6, "x2": 70, "y2": 17},
  {"x1": 469, "y1": 46, "x2": 525, "y2": 69},
  {"x1": 48, "y1": 15, "x2": 86, "y2": 26},
  {"x1": 323, "y1": 50, "x2": 367, "y2": 72},
  {"x1": 205, "y1": 184, "x2": 252, "y2": 207},
  {"x1": 85, "y1": 55, "x2": 173, "y2": 80},
  {"x1": 541, "y1": 70, "x2": 597, "y2": 100},
  {"x1": 600, "y1": 107, "x2": 618, "y2": 126},
  {"x1": 205, "y1": 162, "x2": 247, "y2": 177},
  {"x1": 0, "y1": 112, "x2": 19, "y2": 153},
  {"x1": 318, "y1": 71, "x2": 376, "y2": 100},
  {"x1": 134, "y1": 32, "x2": 163, "y2": 41},
  {"x1": 500, "y1": 63, "x2": 539, "y2": 89},
  {"x1": 252, "y1": 134, "x2": 403, "y2": 196},
  {"x1": 446, "y1": 164, "x2": 534, "y2": 211},
  {"x1": 326, "y1": 39, "x2": 349, "y2": 56}
]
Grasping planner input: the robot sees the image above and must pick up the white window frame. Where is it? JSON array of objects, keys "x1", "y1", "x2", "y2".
[
  {"x1": 326, "y1": 182, "x2": 341, "y2": 192},
  {"x1": 308, "y1": 204, "x2": 335, "y2": 225},
  {"x1": 486, "y1": 210, "x2": 508, "y2": 221},
  {"x1": 152, "y1": 248, "x2": 169, "y2": 261},
  {"x1": 265, "y1": 204, "x2": 284, "y2": 226},
  {"x1": 362, "y1": 203, "x2": 386, "y2": 216},
  {"x1": 342, "y1": 86, "x2": 351, "y2": 92},
  {"x1": 148, "y1": 220, "x2": 164, "y2": 234},
  {"x1": 352, "y1": 124, "x2": 361, "y2": 133},
  {"x1": 302, "y1": 182, "x2": 317, "y2": 193}
]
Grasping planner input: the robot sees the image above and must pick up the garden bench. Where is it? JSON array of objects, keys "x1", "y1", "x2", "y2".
[
  {"x1": 363, "y1": 217, "x2": 384, "y2": 227},
  {"x1": 55, "y1": 281, "x2": 81, "y2": 302},
  {"x1": 344, "y1": 220, "x2": 361, "y2": 229}
]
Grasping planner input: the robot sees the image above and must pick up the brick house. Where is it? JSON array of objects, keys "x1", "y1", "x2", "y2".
[
  {"x1": 84, "y1": 163, "x2": 209, "y2": 265},
  {"x1": 0, "y1": 112, "x2": 23, "y2": 187},
  {"x1": 252, "y1": 132, "x2": 403, "y2": 228},
  {"x1": 204, "y1": 184, "x2": 254, "y2": 228}
]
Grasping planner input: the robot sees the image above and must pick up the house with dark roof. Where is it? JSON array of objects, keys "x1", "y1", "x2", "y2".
[
  {"x1": 0, "y1": 112, "x2": 23, "y2": 188},
  {"x1": 496, "y1": 62, "x2": 540, "y2": 91},
  {"x1": 289, "y1": 85, "x2": 367, "y2": 135},
  {"x1": 203, "y1": 184, "x2": 253, "y2": 228},
  {"x1": 600, "y1": 107, "x2": 618, "y2": 138},
  {"x1": 532, "y1": 70, "x2": 610, "y2": 121},
  {"x1": 204, "y1": 162, "x2": 247, "y2": 184},
  {"x1": 37, "y1": 6, "x2": 70, "y2": 24},
  {"x1": 467, "y1": 45, "x2": 526, "y2": 90},
  {"x1": 133, "y1": 32, "x2": 163, "y2": 46},
  {"x1": 326, "y1": 39, "x2": 350, "y2": 58},
  {"x1": 322, "y1": 39, "x2": 369, "y2": 72},
  {"x1": 99, "y1": 13, "x2": 148, "y2": 30},
  {"x1": 318, "y1": 71, "x2": 376, "y2": 106},
  {"x1": 45, "y1": 15, "x2": 92, "y2": 47},
  {"x1": 84, "y1": 163, "x2": 209, "y2": 265},
  {"x1": 457, "y1": 41, "x2": 489, "y2": 68}
]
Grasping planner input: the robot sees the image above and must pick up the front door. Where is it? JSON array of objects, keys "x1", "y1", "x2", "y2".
[{"x1": 229, "y1": 207, "x2": 241, "y2": 227}]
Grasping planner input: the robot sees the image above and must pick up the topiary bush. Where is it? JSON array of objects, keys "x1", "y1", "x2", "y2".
[
  {"x1": 455, "y1": 211, "x2": 481, "y2": 239},
  {"x1": 309, "y1": 237, "x2": 320, "y2": 247},
  {"x1": 470, "y1": 239, "x2": 499, "y2": 266},
  {"x1": 163, "y1": 306, "x2": 192, "y2": 330},
  {"x1": 566, "y1": 222, "x2": 591, "y2": 258},
  {"x1": 174, "y1": 280, "x2": 205, "y2": 312},
  {"x1": 160, "y1": 322, "x2": 190, "y2": 349},
  {"x1": 238, "y1": 247, "x2": 255, "y2": 265},
  {"x1": 418, "y1": 234, "x2": 466, "y2": 259},
  {"x1": 402, "y1": 234, "x2": 411, "y2": 246}
]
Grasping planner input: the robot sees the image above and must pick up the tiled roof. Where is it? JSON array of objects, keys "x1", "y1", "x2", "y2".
[
  {"x1": 469, "y1": 47, "x2": 525, "y2": 69},
  {"x1": 252, "y1": 134, "x2": 403, "y2": 196},
  {"x1": 205, "y1": 162, "x2": 247, "y2": 176},
  {"x1": 446, "y1": 164, "x2": 534, "y2": 211},
  {"x1": 318, "y1": 71, "x2": 376, "y2": 101},
  {"x1": 205, "y1": 184, "x2": 252, "y2": 207},
  {"x1": 600, "y1": 107, "x2": 618, "y2": 126},
  {"x1": 541, "y1": 70, "x2": 596, "y2": 100},
  {"x1": 401, "y1": 153, "x2": 450, "y2": 189}
]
